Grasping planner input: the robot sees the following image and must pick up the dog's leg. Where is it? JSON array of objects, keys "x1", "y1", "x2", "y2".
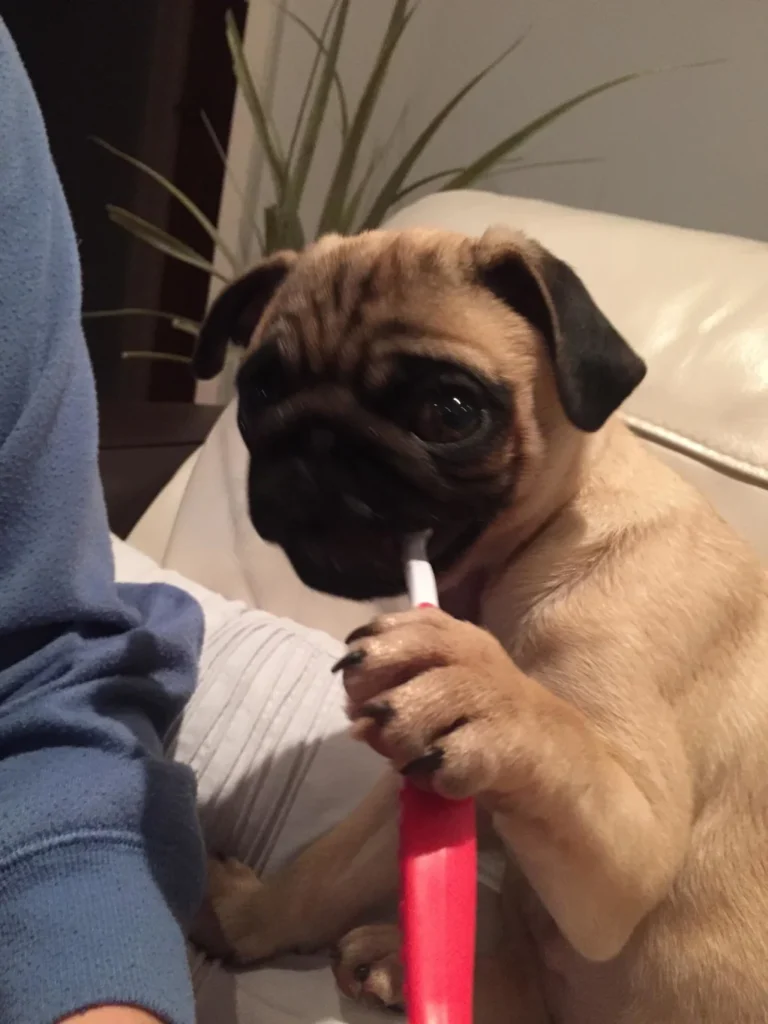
[
  {"x1": 194, "y1": 773, "x2": 400, "y2": 965},
  {"x1": 340, "y1": 607, "x2": 691, "y2": 964},
  {"x1": 333, "y1": 853, "x2": 551, "y2": 1021},
  {"x1": 333, "y1": 916, "x2": 550, "y2": 1022}
]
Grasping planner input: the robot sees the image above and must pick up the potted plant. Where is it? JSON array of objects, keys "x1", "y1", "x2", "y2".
[{"x1": 86, "y1": 0, "x2": 703, "y2": 367}]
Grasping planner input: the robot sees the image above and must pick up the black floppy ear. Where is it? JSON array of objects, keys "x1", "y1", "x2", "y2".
[
  {"x1": 192, "y1": 251, "x2": 297, "y2": 380},
  {"x1": 476, "y1": 231, "x2": 646, "y2": 432}
]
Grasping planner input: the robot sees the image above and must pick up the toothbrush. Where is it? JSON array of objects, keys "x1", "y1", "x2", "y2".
[{"x1": 400, "y1": 532, "x2": 477, "y2": 1024}]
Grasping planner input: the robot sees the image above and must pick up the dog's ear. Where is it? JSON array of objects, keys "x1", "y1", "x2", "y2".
[
  {"x1": 474, "y1": 228, "x2": 646, "y2": 432},
  {"x1": 193, "y1": 251, "x2": 298, "y2": 380}
]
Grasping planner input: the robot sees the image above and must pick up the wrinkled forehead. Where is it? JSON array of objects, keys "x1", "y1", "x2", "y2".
[
  {"x1": 256, "y1": 232, "x2": 526, "y2": 383},
  {"x1": 287, "y1": 230, "x2": 469, "y2": 303}
]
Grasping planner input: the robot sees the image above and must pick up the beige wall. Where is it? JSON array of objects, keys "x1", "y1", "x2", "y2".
[{"x1": 230, "y1": 0, "x2": 768, "y2": 244}]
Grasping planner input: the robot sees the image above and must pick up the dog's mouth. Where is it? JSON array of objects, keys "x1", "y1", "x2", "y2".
[
  {"x1": 244, "y1": 449, "x2": 495, "y2": 600},
  {"x1": 273, "y1": 517, "x2": 484, "y2": 601},
  {"x1": 287, "y1": 528, "x2": 410, "y2": 600}
]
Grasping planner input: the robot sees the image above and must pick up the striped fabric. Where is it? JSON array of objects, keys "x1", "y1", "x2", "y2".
[{"x1": 175, "y1": 602, "x2": 393, "y2": 1023}]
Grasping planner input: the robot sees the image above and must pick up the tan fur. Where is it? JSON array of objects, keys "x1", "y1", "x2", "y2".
[{"x1": 193, "y1": 229, "x2": 768, "y2": 1023}]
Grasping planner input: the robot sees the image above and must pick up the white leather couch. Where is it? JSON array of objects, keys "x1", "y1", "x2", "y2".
[
  {"x1": 128, "y1": 190, "x2": 768, "y2": 631},
  {"x1": 116, "y1": 191, "x2": 768, "y2": 1022}
]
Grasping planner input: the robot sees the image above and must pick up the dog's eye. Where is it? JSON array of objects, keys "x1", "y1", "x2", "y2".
[
  {"x1": 236, "y1": 344, "x2": 290, "y2": 416},
  {"x1": 411, "y1": 387, "x2": 484, "y2": 444}
]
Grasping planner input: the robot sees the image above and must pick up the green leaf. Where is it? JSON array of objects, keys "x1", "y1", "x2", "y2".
[
  {"x1": 264, "y1": 205, "x2": 277, "y2": 254},
  {"x1": 107, "y1": 206, "x2": 230, "y2": 282},
  {"x1": 359, "y1": 31, "x2": 527, "y2": 231},
  {"x1": 338, "y1": 144, "x2": 386, "y2": 234},
  {"x1": 317, "y1": 0, "x2": 415, "y2": 235},
  {"x1": 93, "y1": 138, "x2": 239, "y2": 271},
  {"x1": 441, "y1": 73, "x2": 646, "y2": 191},
  {"x1": 286, "y1": 0, "x2": 350, "y2": 211},
  {"x1": 201, "y1": 110, "x2": 266, "y2": 259},
  {"x1": 121, "y1": 350, "x2": 193, "y2": 364},
  {"x1": 85, "y1": 307, "x2": 194, "y2": 325},
  {"x1": 389, "y1": 166, "x2": 464, "y2": 206},
  {"x1": 85, "y1": 309, "x2": 201, "y2": 337},
  {"x1": 262, "y1": 202, "x2": 304, "y2": 254},
  {"x1": 170, "y1": 317, "x2": 201, "y2": 337},
  {"x1": 284, "y1": 0, "x2": 350, "y2": 159},
  {"x1": 225, "y1": 9, "x2": 288, "y2": 200},
  {"x1": 340, "y1": 101, "x2": 414, "y2": 231},
  {"x1": 284, "y1": 0, "x2": 337, "y2": 168},
  {"x1": 482, "y1": 155, "x2": 602, "y2": 180}
]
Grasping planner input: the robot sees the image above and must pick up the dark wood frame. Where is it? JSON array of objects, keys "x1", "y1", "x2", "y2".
[
  {"x1": 119, "y1": 0, "x2": 247, "y2": 404},
  {"x1": 4, "y1": 0, "x2": 246, "y2": 405}
]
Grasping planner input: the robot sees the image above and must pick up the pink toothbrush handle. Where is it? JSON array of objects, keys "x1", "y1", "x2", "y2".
[{"x1": 400, "y1": 782, "x2": 477, "y2": 1024}]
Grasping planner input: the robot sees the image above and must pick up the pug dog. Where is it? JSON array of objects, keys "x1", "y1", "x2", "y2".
[{"x1": 191, "y1": 227, "x2": 768, "y2": 1023}]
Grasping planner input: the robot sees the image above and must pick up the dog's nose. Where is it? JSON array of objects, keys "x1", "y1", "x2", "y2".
[{"x1": 308, "y1": 426, "x2": 336, "y2": 455}]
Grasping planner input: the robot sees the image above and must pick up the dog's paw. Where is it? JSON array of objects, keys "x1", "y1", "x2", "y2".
[
  {"x1": 190, "y1": 856, "x2": 284, "y2": 966},
  {"x1": 335, "y1": 607, "x2": 539, "y2": 803},
  {"x1": 331, "y1": 924, "x2": 404, "y2": 1013}
]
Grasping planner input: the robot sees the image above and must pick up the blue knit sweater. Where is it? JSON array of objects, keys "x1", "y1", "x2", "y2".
[{"x1": 0, "y1": 21, "x2": 205, "y2": 1024}]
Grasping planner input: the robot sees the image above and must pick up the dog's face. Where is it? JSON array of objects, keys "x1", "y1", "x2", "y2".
[{"x1": 194, "y1": 228, "x2": 645, "y2": 600}]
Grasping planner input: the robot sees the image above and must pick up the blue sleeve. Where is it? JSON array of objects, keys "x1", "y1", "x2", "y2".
[{"x1": 0, "y1": 21, "x2": 206, "y2": 1024}]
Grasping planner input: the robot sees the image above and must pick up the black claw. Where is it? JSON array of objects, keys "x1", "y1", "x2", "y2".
[
  {"x1": 332, "y1": 648, "x2": 366, "y2": 674},
  {"x1": 344, "y1": 622, "x2": 378, "y2": 646},
  {"x1": 402, "y1": 747, "x2": 444, "y2": 777},
  {"x1": 353, "y1": 963, "x2": 371, "y2": 983},
  {"x1": 359, "y1": 702, "x2": 395, "y2": 726}
]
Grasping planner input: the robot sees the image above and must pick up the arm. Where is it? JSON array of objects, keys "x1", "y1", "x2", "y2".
[
  {"x1": 336, "y1": 604, "x2": 693, "y2": 962},
  {"x1": 0, "y1": 21, "x2": 205, "y2": 1024}
]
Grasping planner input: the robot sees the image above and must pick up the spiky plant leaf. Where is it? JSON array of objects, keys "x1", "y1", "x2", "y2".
[
  {"x1": 338, "y1": 100, "x2": 411, "y2": 231},
  {"x1": 317, "y1": 0, "x2": 415, "y2": 235},
  {"x1": 84, "y1": 308, "x2": 197, "y2": 333},
  {"x1": 283, "y1": 0, "x2": 350, "y2": 222},
  {"x1": 481, "y1": 155, "x2": 602, "y2": 182},
  {"x1": 94, "y1": 138, "x2": 239, "y2": 270},
  {"x1": 389, "y1": 167, "x2": 464, "y2": 205},
  {"x1": 106, "y1": 206, "x2": 229, "y2": 282},
  {"x1": 338, "y1": 144, "x2": 386, "y2": 233},
  {"x1": 284, "y1": 0, "x2": 350, "y2": 157},
  {"x1": 359, "y1": 31, "x2": 527, "y2": 231},
  {"x1": 441, "y1": 73, "x2": 645, "y2": 191},
  {"x1": 263, "y1": 202, "x2": 304, "y2": 253},
  {"x1": 201, "y1": 110, "x2": 266, "y2": 259},
  {"x1": 225, "y1": 10, "x2": 288, "y2": 199},
  {"x1": 121, "y1": 351, "x2": 193, "y2": 364}
]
